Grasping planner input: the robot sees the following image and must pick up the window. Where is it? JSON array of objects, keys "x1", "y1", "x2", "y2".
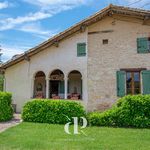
[
  {"x1": 137, "y1": 37, "x2": 150, "y2": 53},
  {"x1": 77, "y1": 43, "x2": 86, "y2": 57},
  {"x1": 103, "y1": 39, "x2": 108, "y2": 45},
  {"x1": 116, "y1": 69, "x2": 149, "y2": 97},
  {"x1": 126, "y1": 71, "x2": 140, "y2": 95},
  {"x1": 116, "y1": 68, "x2": 150, "y2": 97}
]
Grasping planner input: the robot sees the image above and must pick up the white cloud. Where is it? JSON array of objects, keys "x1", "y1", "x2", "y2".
[
  {"x1": 0, "y1": 1, "x2": 9, "y2": 9},
  {"x1": 1, "y1": 45, "x2": 29, "y2": 62},
  {"x1": 0, "y1": 22, "x2": 59, "y2": 61},
  {"x1": 0, "y1": 0, "x2": 89, "y2": 31},
  {"x1": 0, "y1": 12, "x2": 51, "y2": 31},
  {"x1": 19, "y1": 23, "x2": 49, "y2": 35},
  {"x1": 0, "y1": 1, "x2": 102, "y2": 62},
  {"x1": 18, "y1": 22, "x2": 59, "y2": 39}
]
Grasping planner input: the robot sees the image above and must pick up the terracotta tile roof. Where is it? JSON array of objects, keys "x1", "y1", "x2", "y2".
[{"x1": 1, "y1": 4, "x2": 150, "y2": 69}]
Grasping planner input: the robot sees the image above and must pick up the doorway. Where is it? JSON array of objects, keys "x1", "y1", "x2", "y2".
[
  {"x1": 49, "y1": 69, "x2": 65, "y2": 99},
  {"x1": 50, "y1": 80, "x2": 59, "y2": 98}
]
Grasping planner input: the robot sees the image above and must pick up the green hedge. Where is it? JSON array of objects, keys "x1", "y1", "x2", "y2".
[
  {"x1": 88, "y1": 95, "x2": 150, "y2": 128},
  {"x1": 0, "y1": 92, "x2": 13, "y2": 122},
  {"x1": 22, "y1": 99, "x2": 86, "y2": 124}
]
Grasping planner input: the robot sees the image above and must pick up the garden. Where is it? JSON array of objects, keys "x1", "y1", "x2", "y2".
[{"x1": 0, "y1": 92, "x2": 150, "y2": 150}]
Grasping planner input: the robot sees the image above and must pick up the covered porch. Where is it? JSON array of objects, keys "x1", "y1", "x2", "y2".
[{"x1": 33, "y1": 69, "x2": 83, "y2": 100}]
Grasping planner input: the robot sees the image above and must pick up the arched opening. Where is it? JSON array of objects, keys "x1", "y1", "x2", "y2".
[
  {"x1": 49, "y1": 69, "x2": 64, "y2": 99},
  {"x1": 34, "y1": 71, "x2": 46, "y2": 98},
  {"x1": 68, "y1": 70, "x2": 82, "y2": 100}
]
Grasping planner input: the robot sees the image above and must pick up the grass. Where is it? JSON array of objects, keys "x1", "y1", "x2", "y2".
[{"x1": 0, "y1": 122, "x2": 150, "y2": 150}]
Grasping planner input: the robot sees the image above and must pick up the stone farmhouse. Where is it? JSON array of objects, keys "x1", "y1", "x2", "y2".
[{"x1": 1, "y1": 5, "x2": 150, "y2": 112}]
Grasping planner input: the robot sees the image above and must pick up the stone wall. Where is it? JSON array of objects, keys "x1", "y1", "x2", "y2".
[{"x1": 87, "y1": 15, "x2": 150, "y2": 111}]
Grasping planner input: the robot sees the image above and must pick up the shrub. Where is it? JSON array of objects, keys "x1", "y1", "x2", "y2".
[
  {"x1": 22, "y1": 99, "x2": 86, "y2": 124},
  {"x1": 87, "y1": 111, "x2": 112, "y2": 126},
  {"x1": 0, "y1": 92, "x2": 13, "y2": 122},
  {"x1": 88, "y1": 95, "x2": 150, "y2": 128}
]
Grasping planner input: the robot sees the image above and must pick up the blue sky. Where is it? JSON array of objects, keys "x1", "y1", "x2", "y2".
[{"x1": 0, "y1": 0, "x2": 150, "y2": 62}]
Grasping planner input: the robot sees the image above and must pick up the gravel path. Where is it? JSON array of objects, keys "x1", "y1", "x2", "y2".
[{"x1": 0, "y1": 114, "x2": 21, "y2": 133}]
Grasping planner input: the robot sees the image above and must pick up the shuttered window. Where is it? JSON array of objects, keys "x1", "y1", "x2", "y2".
[
  {"x1": 137, "y1": 37, "x2": 150, "y2": 53},
  {"x1": 117, "y1": 70, "x2": 142, "y2": 97},
  {"x1": 117, "y1": 71, "x2": 126, "y2": 97},
  {"x1": 142, "y1": 70, "x2": 150, "y2": 94},
  {"x1": 117, "y1": 69, "x2": 150, "y2": 96},
  {"x1": 77, "y1": 43, "x2": 86, "y2": 57}
]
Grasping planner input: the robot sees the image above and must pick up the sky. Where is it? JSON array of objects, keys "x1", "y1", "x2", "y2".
[{"x1": 0, "y1": 0, "x2": 150, "y2": 62}]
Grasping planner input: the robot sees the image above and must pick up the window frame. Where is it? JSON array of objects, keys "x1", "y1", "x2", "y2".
[
  {"x1": 137, "y1": 37, "x2": 150, "y2": 53},
  {"x1": 102, "y1": 39, "x2": 108, "y2": 45},
  {"x1": 77, "y1": 43, "x2": 86, "y2": 57},
  {"x1": 120, "y1": 68, "x2": 146, "y2": 95},
  {"x1": 126, "y1": 71, "x2": 141, "y2": 95}
]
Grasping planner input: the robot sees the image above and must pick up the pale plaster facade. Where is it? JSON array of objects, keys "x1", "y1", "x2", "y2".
[
  {"x1": 5, "y1": 32, "x2": 88, "y2": 112},
  {"x1": 3, "y1": 13, "x2": 150, "y2": 112}
]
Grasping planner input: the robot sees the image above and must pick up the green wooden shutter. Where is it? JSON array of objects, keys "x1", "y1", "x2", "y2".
[
  {"x1": 59, "y1": 81, "x2": 64, "y2": 94},
  {"x1": 137, "y1": 37, "x2": 149, "y2": 53},
  {"x1": 117, "y1": 71, "x2": 126, "y2": 97},
  {"x1": 142, "y1": 70, "x2": 150, "y2": 94},
  {"x1": 77, "y1": 43, "x2": 86, "y2": 56}
]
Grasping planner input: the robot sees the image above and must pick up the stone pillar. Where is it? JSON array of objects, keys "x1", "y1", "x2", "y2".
[
  {"x1": 81, "y1": 75, "x2": 88, "y2": 112},
  {"x1": 81, "y1": 77, "x2": 83, "y2": 100},
  {"x1": 81, "y1": 76, "x2": 87, "y2": 101},
  {"x1": 64, "y1": 77, "x2": 68, "y2": 99},
  {"x1": 3, "y1": 77, "x2": 6, "y2": 92},
  {"x1": 31, "y1": 78, "x2": 35, "y2": 99},
  {"x1": 46, "y1": 78, "x2": 49, "y2": 99}
]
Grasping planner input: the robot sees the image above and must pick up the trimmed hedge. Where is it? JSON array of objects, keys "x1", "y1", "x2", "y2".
[
  {"x1": 0, "y1": 92, "x2": 13, "y2": 122},
  {"x1": 22, "y1": 99, "x2": 86, "y2": 124},
  {"x1": 88, "y1": 95, "x2": 150, "y2": 128}
]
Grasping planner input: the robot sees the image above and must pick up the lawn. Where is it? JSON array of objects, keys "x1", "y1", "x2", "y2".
[{"x1": 0, "y1": 123, "x2": 150, "y2": 150}]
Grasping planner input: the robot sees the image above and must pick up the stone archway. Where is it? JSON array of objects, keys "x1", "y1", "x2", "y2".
[
  {"x1": 49, "y1": 69, "x2": 64, "y2": 99},
  {"x1": 68, "y1": 70, "x2": 82, "y2": 100},
  {"x1": 34, "y1": 71, "x2": 46, "y2": 98}
]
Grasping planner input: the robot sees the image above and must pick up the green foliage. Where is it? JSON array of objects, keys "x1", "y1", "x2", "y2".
[
  {"x1": 0, "y1": 92, "x2": 13, "y2": 122},
  {"x1": 22, "y1": 99, "x2": 86, "y2": 124},
  {"x1": 88, "y1": 95, "x2": 150, "y2": 128}
]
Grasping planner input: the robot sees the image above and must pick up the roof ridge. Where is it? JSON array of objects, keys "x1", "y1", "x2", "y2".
[
  {"x1": 1, "y1": 4, "x2": 150, "y2": 69},
  {"x1": 111, "y1": 4, "x2": 150, "y2": 13}
]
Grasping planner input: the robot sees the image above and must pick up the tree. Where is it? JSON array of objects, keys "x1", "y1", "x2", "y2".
[{"x1": 0, "y1": 45, "x2": 4, "y2": 91}]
